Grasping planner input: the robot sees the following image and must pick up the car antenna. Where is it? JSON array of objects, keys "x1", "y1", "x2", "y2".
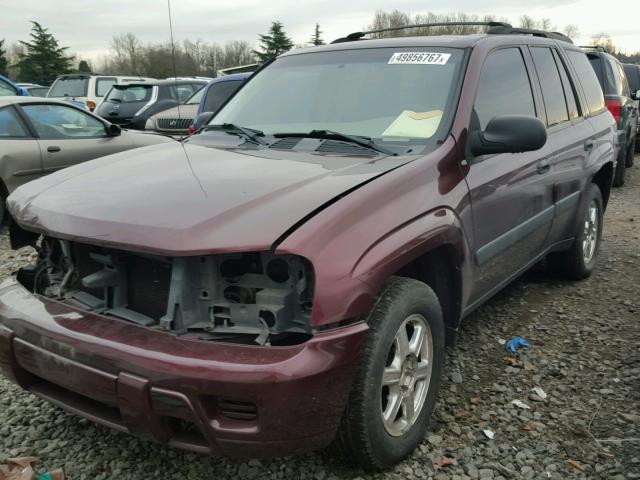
[{"x1": 167, "y1": 0, "x2": 208, "y2": 196}]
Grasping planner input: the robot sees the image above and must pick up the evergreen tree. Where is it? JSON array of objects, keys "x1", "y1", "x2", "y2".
[
  {"x1": 253, "y1": 21, "x2": 294, "y2": 62},
  {"x1": 0, "y1": 39, "x2": 8, "y2": 76},
  {"x1": 16, "y1": 21, "x2": 74, "y2": 84},
  {"x1": 78, "y1": 60, "x2": 92, "y2": 73},
  {"x1": 310, "y1": 23, "x2": 325, "y2": 46}
]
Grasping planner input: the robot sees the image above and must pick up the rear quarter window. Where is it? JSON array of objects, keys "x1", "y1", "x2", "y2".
[
  {"x1": 567, "y1": 51, "x2": 606, "y2": 115},
  {"x1": 96, "y1": 77, "x2": 117, "y2": 97}
]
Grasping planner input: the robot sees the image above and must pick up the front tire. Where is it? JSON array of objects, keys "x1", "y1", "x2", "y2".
[
  {"x1": 548, "y1": 183, "x2": 603, "y2": 280},
  {"x1": 335, "y1": 277, "x2": 445, "y2": 469}
]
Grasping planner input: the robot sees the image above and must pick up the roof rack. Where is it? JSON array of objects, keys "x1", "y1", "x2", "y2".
[
  {"x1": 578, "y1": 45, "x2": 608, "y2": 52},
  {"x1": 332, "y1": 22, "x2": 512, "y2": 43},
  {"x1": 332, "y1": 22, "x2": 573, "y2": 44}
]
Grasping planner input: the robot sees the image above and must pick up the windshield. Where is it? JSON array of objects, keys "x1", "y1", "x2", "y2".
[
  {"x1": 210, "y1": 48, "x2": 464, "y2": 142},
  {"x1": 185, "y1": 85, "x2": 205, "y2": 105},
  {"x1": 105, "y1": 85, "x2": 153, "y2": 103}
]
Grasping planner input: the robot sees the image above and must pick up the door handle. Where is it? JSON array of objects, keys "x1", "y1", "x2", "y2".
[
  {"x1": 584, "y1": 140, "x2": 594, "y2": 152},
  {"x1": 47, "y1": 146, "x2": 61, "y2": 153},
  {"x1": 536, "y1": 159, "x2": 551, "y2": 175}
]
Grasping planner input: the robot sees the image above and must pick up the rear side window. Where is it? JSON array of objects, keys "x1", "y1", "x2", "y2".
[
  {"x1": 530, "y1": 47, "x2": 569, "y2": 126},
  {"x1": 106, "y1": 86, "x2": 152, "y2": 103},
  {"x1": 203, "y1": 81, "x2": 243, "y2": 113},
  {"x1": 48, "y1": 77, "x2": 88, "y2": 97},
  {"x1": 0, "y1": 107, "x2": 28, "y2": 137},
  {"x1": 95, "y1": 77, "x2": 117, "y2": 97},
  {"x1": 473, "y1": 48, "x2": 536, "y2": 130},
  {"x1": 553, "y1": 50, "x2": 579, "y2": 119},
  {"x1": 567, "y1": 51, "x2": 606, "y2": 114}
]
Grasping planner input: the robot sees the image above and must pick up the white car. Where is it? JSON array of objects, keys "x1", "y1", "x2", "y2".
[{"x1": 47, "y1": 74, "x2": 155, "y2": 112}]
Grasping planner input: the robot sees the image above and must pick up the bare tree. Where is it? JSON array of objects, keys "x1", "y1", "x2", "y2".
[{"x1": 110, "y1": 33, "x2": 142, "y2": 74}]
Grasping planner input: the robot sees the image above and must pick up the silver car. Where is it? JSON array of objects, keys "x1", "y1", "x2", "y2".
[{"x1": 0, "y1": 96, "x2": 175, "y2": 220}]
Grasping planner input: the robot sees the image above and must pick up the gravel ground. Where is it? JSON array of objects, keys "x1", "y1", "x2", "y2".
[{"x1": 1, "y1": 156, "x2": 639, "y2": 479}]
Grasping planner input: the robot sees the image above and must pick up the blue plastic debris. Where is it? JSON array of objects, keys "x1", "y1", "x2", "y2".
[{"x1": 506, "y1": 335, "x2": 529, "y2": 353}]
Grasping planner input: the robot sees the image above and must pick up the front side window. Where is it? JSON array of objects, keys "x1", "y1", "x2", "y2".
[
  {"x1": 530, "y1": 47, "x2": 569, "y2": 126},
  {"x1": 21, "y1": 104, "x2": 106, "y2": 139},
  {"x1": 48, "y1": 77, "x2": 89, "y2": 98},
  {"x1": 96, "y1": 77, "x2": 117, "y2": 97},
  {"x1": 203, "y1": 80, "x2": 243, "y2": 112},
  {"x1": 567, "y1": 51, "x2": 606, "y2": 114},
  {"x1": 0, "y1": 80, "x2": 17, "y2": 96},
  {"x1": 0, "y1": 107, "x2": 28, "y2": 137},
  {"x1": 473, "y1": 48, "x2": 536, "y2": 130},
  {"x1": 211, "y1": 48, "x2": 465, "y2": 142}
]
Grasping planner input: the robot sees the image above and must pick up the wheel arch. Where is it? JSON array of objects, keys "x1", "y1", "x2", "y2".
[{"x1": 591, "y1": 161, "x2": 614, "y2": 210}]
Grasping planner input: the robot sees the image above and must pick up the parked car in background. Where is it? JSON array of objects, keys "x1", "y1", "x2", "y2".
[
  {"x1": 17, "y1": 84, "x2": 50, "y2": 97},
  {"x1": 96, "y1": 79, "x2": 209, "y2": 130},
  {"x1": 0, "y1": 24, "x2": 616, "y2": 468},
  {"x1": 582, "y1": 47, "x2": 638, "y2": 185},
  {"x1": 146, "y1": 74, "x2": 249, "y2": 136},
  {"x1": 622, "y1": 63, "x2": 640, "y2": 152},
  {"x1": 0, "y1": 76, "x2": 28, "y2": 97},
  {"x1": 47, "y1": 74, "x2": 155, "y2": 112},
  {"x1": 0, "y1": 96, "x2": 174, "y2": 221}
]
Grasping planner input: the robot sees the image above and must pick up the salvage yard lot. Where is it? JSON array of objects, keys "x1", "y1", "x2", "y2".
[{"x1": 1, "y1": 158, "x2": 639, "y2": 480}]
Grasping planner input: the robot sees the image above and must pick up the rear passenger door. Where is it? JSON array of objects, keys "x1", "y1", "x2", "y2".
[
  {"x1": 464, "y1": 47, "x2": 554, "y2": 302},
  {"x1": 528, "y1": 46, "x2": 594, "y2": 245}
]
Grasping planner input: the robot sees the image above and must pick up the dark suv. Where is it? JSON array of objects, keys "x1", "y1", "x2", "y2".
[
  {"x1": 622, "y1": 63, "x2": 640, "y2": 152},
  {"x1": 96, "y1": 79, "x2": 208, "y2": 130},
  {"x1": 1, "y1": 23, "x2": 615, "y2": 469},
  {"x1": 583, "y1": 47, "x2": 638, "y2": 185}
]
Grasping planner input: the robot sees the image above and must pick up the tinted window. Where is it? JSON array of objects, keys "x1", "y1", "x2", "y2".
[
  {"x1": 623, "y1": 65, "x2": 640, "y2": 92},
  {"x1": 0, "y1": 107, "x2": 28, "y2": 137},
  {"x1": 607, "y1": 59, "x2": 624, "y2": 95},
  {"x1": 531, "y1": 48, "x2": 569, "y2": 126},
  {"x1": 553, "y1": 50, "x2": 580, "y2": 119},
  {"x1": 473, "y1": 48, "x2": 536, "y2": 130},
  {"x1": 567, "y1": 51, "x2": 606, "y2": 114},
  {"x1": 0, "y1": 80, "x2": 17, "y2": 96},
  {"x1": 22, "y1": 104, "x2": 106, "y2": 139},
  {"x1": 96, "y1": 77, "x2": 117, "y2": 97},
  {"x1": 48, "y1": 77, "x2": 88, "y2": 97},
  {"x1": 105, "y1": 85, "x2": 152, "y2": 103},
  {"x1": 203, "y1": 81, "x2": 243, "y2": 112}
]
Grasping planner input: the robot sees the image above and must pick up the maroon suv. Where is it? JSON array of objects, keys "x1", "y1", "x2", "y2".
[{"x1": 0, "y1": 23, "x2": 616, "y2": 468}]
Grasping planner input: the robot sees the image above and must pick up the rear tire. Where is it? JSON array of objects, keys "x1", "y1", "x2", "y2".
[
  {"x1": 335, "y1": 277, "x2": 445, "y2": 469},
  {"x1": 612, "y1": 147, "x2": 626, "y2": 187},
  {"x1": 547, "y1": 183, "x2": 603, "y2": 280}
]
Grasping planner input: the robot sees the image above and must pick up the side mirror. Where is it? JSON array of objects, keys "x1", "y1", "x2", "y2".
[
  {"x1": 469, "y1": 115, "x2": 547, "y2": 157},
  {"x1": 106, "y1": 123, "x2": 121, "y2": 137},
  {"x1": 634, "y1": 89, "x2": 640, "y2": 101},
  {"x1": 192, "y1": 112, "x2": 214, "y2": 134}
]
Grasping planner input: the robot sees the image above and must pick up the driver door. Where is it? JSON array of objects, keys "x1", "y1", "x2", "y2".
[
  {"x1": 463, "y1": 47, "x2": 554, "y2": 304},
  {"x1": 19, "y1": 103, "x2": 132, "y2": 174}
]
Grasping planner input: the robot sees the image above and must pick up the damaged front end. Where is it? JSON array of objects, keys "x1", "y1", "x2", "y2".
[{"x1": 18, "y1": 236, "x2": 315, "y2": 346}]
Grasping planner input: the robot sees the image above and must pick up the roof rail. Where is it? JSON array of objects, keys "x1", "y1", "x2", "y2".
[
  {"x1": 332, "y1": 21, "x2": 512, "y2": 43},
  {"x1": 578, "y1": 45, "x2": 608, "y2": 52},
  {"x1": 487, "y1": 26, "x2": 573, "y2": 43}
]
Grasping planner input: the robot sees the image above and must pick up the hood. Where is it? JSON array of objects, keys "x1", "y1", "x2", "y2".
[
  {"x1": 151, "y1": 104, "x2": 199, "y2": 121},
  {"x1": 8, "y1": 142, "x2": 416, "y2": 255}
]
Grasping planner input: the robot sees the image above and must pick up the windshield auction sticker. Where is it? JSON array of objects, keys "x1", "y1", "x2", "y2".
[{"x1": 388, "y1": 52, "x2": 451, "y2": 65}]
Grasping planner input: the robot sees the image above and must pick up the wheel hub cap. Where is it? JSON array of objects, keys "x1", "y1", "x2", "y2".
[
  {"x1": 582, "y1": 201, "x2": 599, "y2": 264},
  {"x1": 381, "y1": 314, "x2": 433, "y2": 437}
]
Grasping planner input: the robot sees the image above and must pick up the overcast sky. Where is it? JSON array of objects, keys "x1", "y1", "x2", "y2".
[{"x1": 1, "y1": 0, "x2": 637, "y2": 62}]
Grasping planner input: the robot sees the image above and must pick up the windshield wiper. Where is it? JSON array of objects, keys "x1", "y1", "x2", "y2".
[
  {"x1": 276, "y1": 129, "x2": 396, "y2": 156},
  {"x1": 204, "y1": 123, "x2": 268, "y2": 146}
]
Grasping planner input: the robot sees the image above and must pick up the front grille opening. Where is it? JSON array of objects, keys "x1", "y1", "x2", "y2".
[{"x1": 217, "y1": 399, "x2": 258, "y2": 421}]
